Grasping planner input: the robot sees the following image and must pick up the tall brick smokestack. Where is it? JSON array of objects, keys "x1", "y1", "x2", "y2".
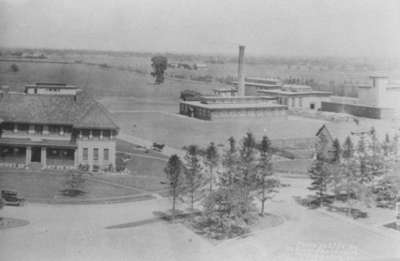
[{"x1": 237, "y1": 45, "x2": 245, "y2": 96}]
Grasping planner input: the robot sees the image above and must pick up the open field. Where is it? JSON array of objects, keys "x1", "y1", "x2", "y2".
[
  {"x1": 0, "y1": 61, "x2": 225, "y2": 100},
  {"x1": 3, "y1": 53, "x2": 400, "y2": 100},
  {"x1": 113, "y1": 112, "x2": 326, "y2": 149},
  {"x1": 2, "y1": 58, "x2": 400, "y2": 161}
]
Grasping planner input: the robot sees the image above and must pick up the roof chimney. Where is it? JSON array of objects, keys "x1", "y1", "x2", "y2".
[{"x1": 237, "y1": 45, "x2": 246, "y2": 96}]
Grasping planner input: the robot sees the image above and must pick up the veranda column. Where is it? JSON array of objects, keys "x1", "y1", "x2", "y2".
[
  {"x1": 41, "y1": 147, "x2": 46, "y2": 168},
  {"x1": 74, "y1": 149, "x2": 78, "y2": 168},
  {"x1": 88, "y1": 147, "x2": 93, "y2": 172},
  {"x1": 25, "y1": 146, "x2": 31, "y2": 165}
]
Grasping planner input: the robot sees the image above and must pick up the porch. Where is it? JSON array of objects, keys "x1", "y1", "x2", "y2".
[{"x1": 0, "y1": 142, "x2": 77, "y2": 170}]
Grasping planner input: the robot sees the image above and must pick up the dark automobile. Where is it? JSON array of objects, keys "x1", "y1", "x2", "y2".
[
  {"x1": 1, "y1": 190, "x2": 25, "y2": 206},
  {"x1": 180, "y1": 90, "x2": 203, "y2": 101},
  {"x1": 152, "y1": 142, "x2": 165, "y2": 152}
]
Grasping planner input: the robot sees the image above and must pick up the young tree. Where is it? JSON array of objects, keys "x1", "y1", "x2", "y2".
[
  {"x1": 204, "y1": 142, "x2": 219, "y2": 192},
  {"x1": 183, "y1": 145, "x2": 204, "y2": 210},
  {"x1": 342, "y1": 136, "x2": 354, "y2": 159},
  {"x1": 356, "y1": 133, "x2": 372, "y2": 184},
  {"x1": 392, "y1": 133, "x2": 399, "y2": 160},
  {"x1": 220, "y1": 137, "x2": 239, "y2": 188},
  {"x1": 339, "y1": 157, "x2": 368, "y2": 217},
  {"x1": 327, "y1": 138, "x2": 342, "y2": 198},
  {"x1": 382, "y1": 133, "x2": 396, "y2": 174},
  {"x1": 238, "y1": 132, "x2": 258, "y2": 201},
  {"x1": 151, "y1": 56, "x2": 168, "y2": 84},
  {"x1": 63, "y1": 170, "x2": 86, "y2": 197},
  {"x1": 331, "y1": 138, "x2": 341, "y2": 163},
  {"x1": 308, "y1": 154, "x2": 329, "y2": 207},
  {"x1": 196, "y1": 135, "x2": 258, "y2": 239},
  {"x1": 164, "y1": 154, "x2": 184, "y2": 219},
  {"x1": 308, "y1": 130, "x2": 333, "y2": 207},
  {"x1": 256, "y1": 136, "x2": 279, "y2": 216},
  {"x1": 339, "y1": 135, "x2": 373, "y2": 217},
  {"x1": 368, "y1": 127, "x2": 385, "y2": 178},
  {"x1": 0, "y1": 197, "x2": 3, "y2": 221}
]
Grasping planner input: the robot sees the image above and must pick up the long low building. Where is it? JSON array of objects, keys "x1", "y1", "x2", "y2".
[
  {"x1": 258, "y1": 84, "x2": 332, "y2": 110},
  {"x1": 0, "y1": 83, "x2": 119, "y2": 172},
  {"x1": 179, "y1": 96, "x2": 287, "y2": 120},
  {"x1": 232, "y1": 77, "x2": 282, "y2": 96}
]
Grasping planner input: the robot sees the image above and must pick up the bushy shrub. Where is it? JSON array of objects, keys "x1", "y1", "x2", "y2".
[
  {"x1": 116, "y1": 153, "x2": 129, "y2": 172},
  {"x1": 190, "y1": 75, "x2": 213, "y2": 83},
  {"x1": 61, "y1": 171, "x2": 86, "y2": 197},
  {"x1": 10, "y1": 64, "x2": 19, "y2": 72},
  {"x1": 373, "y1": 176, "x2": 400, "y2": 209},
  {"x1": 78, "y1": 164, "x2": 89, "y2": 172}
]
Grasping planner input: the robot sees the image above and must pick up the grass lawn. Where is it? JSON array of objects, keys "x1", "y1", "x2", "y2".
[
  {"x1": 116, "y1": 139, "x2": 168, "y2": 159},
  {"x1": 0, "y1": 139, "x2": 169, "y2": 203},
  {"x1": 0, "y1": 170, "x2": 141, "y2": 202},
  {"x1": 113, "y1": 111, "x2": 325, "y2": 149},
  {"x1": 273, "y1": 159, "x2": 312, "y2": 175},
  {"x1": 97, "y1": 153, "x2": 168, "y2": 192}
]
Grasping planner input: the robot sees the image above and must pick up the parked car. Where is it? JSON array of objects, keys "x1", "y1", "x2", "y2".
[
  {"x1": 152, "y1": 142, "x2": 165, "y2": 152},
  {"x1": 180, "y1": 90, "x2": 203, "y2": 101},
  {"x1": 1, "y1": 190, "x2": 25, "y2": 206}
]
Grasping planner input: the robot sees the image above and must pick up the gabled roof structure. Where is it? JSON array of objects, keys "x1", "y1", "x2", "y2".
[{"x1": 0, "y1": 90, "x2": 118, "y2": 130}]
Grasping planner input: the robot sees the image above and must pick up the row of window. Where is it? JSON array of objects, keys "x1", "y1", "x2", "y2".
[
  {"x1": 281, "y1": 97, "x2": 304, "y2": 107},
  {"x1": 82, "y1": 148, "x2": 109, "y2": 161},
  {"x1": 2, "y1": 123, "x2": 72, "y2": 134},
  {"x1": 281, "y1": 97, "x2": 316, "y2": 110},
  {"x1": 80, "y1": 129, "x2": 112, "y2": 138},
  {"x1": 2, "y1": 123, "x2": 113, "y2": 137}
]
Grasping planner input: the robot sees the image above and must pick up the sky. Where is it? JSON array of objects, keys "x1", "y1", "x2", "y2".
[{"x1": 0, "y1": 0, "x2": 400, "y2": 57}]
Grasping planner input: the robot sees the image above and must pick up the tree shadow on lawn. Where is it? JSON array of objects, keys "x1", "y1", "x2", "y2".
[
  {"x1": 184, "y1": 212, "x2": 284, "y2": 243},
  {"x1": 59, "y1": 189, "x2": 86, "y2": 197},
  {"x1": 0, "y1": 217, "x2": 29, "y2": 230},
  {"x1": 293, "y1": 195, "x2": 368, "y2": 219},
  {"x1": 383, "y1": 222, "x2": 400, "y2": 232},
  {"x1": 105, "y1": 210, "x2": 201, "y2": 230},
  {"x1": 106, "y1": 209, "x2": 283, "y2": 243}
]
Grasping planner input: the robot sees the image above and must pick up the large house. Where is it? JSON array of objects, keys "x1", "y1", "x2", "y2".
[{"x1": 0, "y1": 83, "x2": 119, "y2": 172}]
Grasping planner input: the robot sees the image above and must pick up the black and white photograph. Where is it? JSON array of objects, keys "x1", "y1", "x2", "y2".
[{"x1": 1, "y1": 0, "x2": 400, "y2": 260}]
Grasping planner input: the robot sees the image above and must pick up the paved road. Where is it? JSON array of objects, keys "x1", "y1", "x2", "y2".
[{"x1": 118, "y1": 132, "x2": 186, "y2": 158}]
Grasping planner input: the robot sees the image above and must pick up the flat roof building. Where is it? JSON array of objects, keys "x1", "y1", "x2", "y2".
[
  {"x1": 321, "y1": 75, "x2": 400, "y2": 119},
  {"x1": 258, "y1": 84, "x2": 332, "y2": 111},
  {"x1": 232, "y1": 77, "x2": 282, "y2": 96},
  {"x1": 180, "y1": 96, "x2": 287, "y2": 120},
  {"x1": 24, "y1": 82, "x2": 80, "y2": 95}
]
